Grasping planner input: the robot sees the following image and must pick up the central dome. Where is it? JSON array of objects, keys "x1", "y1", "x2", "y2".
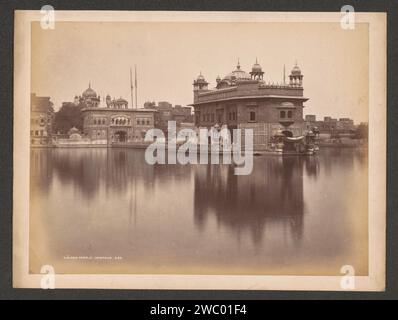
[
  {"x1": 82, "y1": 83, "x2": 97, "y2": 98},
  {"x1": 223, "y1": 62, "x2": 251, "y2": 81}
]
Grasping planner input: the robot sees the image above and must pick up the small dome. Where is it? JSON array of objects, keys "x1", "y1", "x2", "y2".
[
  {"x1": 291, "y1": 63, "x2": 301, "y2": 76},
  {"x1": 82, "y1": 83, "x2": 97, "y2": 98},
  {"x1": 116, "y1": 97, "x2": 128, "y2": 104},
  {"x1": 252, "y1": 63, "x2": 262, "y2": 72},
  {"x1": 197, "y1": 72, "x2": 206, "y2": 81},
  {"x1": 252, "y1": 59, "x2": 262, "y2": 72},
  {"x1": 68, "y1": 127, "x2": 80, "y2": 135}
]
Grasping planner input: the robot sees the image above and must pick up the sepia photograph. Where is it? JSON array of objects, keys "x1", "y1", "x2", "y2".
[{"x1": 12, "y1": 10, "x2": 386, "y2": 291}]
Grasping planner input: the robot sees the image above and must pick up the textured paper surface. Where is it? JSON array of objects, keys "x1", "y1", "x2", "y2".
[{"x1": 13, "y1": 10, "x2": 386, "y2": 290}]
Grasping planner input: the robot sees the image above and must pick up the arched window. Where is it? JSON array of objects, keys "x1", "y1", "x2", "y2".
[
  {"x1": 280, "y1": 111, "x2": 286, "y2": 118},
  {"x1": 102, "y1": 119, "x2": 105, "y2": 125},
  {"x1": 287, "y1": 111, "x2": 293, "y2": 118},
  {"x1": 94, "y1": 119, "x2": 97, "y2": 125}
]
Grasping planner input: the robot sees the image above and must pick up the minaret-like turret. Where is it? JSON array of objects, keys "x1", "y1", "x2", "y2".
[
  {"x1": 193, "y1": 72, "x2": 209, "y2": 102},
  {"x1": 250, "y1": 58, "x2": 264, "y2": 80},
  {"x1": 289, "y1": 61, "x2": 303, "y2": 87},
  {"x1": 73, "y1": 95, "x2": 79, "y2": 106},
  {"x1": 106, "y1": 94, "x2": 111, "y2": 107}
]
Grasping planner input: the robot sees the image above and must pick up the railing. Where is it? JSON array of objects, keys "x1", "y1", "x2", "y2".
[{"x1": 196, "y1": 86, "x2": 304, "y2": 103}]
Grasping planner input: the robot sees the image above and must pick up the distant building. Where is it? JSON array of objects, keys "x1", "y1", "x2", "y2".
[
  {"x1": 337, "y1": 118, "x2": 355, "y2": 131},
  {"x1": 79, "y1": 84, "x2": 157, "y2": 143},
  {"x1": 305, "y1": 114, "x2": 355, "y2": 134},
  {"x1": 322, "y1": 117, "x2": 338, "y2": 132},
  {"x1": 304, "y1": 115, "x2": 317, "y2": 131},
  {"x1": 305, "y1": 114, "x2": 316, "y2": 122},
  {"x1": 144, "y1": 100, "x2": 193, "y2": 136},
  {"x1": 30, "y1": 93, "x2": 54, "y2": 146},
  {"x1": 190, "y1": 60, "x2": 308, "y2": 150}
]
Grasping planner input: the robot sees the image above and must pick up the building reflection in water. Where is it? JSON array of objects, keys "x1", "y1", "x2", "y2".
[
  {"x1": 29, "y1": 148, "x2": 371, "y2": 275},
  {"x1": 31, "y1": 149, "x2": 316, "y2": 250},
  {"x1": 193, "y1": 156, "x2": 317, "y2": 247}
]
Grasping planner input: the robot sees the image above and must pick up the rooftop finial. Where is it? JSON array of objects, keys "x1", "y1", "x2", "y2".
[
  {"x1": 89, "y1": 82, "x2": 91, "y2": 89},
  {"x1": 255, "y1": 57, "x2": 258, "y2": 64},
  {"x1": 237, "y1": 58, "x2": 240, "y2": 69}
]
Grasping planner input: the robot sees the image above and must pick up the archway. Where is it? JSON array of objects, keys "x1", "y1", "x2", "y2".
[{"x1": 115, "y1": 130, "x2": 127, "y2": 143}]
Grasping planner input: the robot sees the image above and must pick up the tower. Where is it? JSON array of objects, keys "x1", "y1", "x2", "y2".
[
  {"x1": 289, "y1": 62, "x2": 303, "y2": 87},
  {"x1": 73, "y1": 95, "x2": 79, "y2": 106}
]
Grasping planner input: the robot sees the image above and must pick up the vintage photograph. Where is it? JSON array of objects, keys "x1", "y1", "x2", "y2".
[{"x1": 13, "y1": 11, "x2": 386, "y2": 290}]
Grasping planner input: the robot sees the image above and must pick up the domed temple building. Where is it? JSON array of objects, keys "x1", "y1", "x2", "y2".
[
  {"x1": 79, "y1": 84, "x2": 157, "y2": 144},
  {"x1": 191, "y1": 60, "x2": 308, "y2": 150}
]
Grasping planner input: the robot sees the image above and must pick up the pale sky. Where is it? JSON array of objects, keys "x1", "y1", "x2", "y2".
[{"x1": 31, "y1": 21, "x2": 369, "y2": 123}]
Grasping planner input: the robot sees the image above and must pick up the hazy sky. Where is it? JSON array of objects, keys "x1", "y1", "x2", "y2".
[{"x1": 31, "y1": 21, "x2": 369, "y2": 123}]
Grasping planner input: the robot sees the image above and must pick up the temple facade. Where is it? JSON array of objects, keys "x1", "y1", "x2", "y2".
[
  {"x1": 79, "y1": 84, "x2": 157, "y2": 144},
  {"x1": 190, "y1": 60, "x2": 309, "y2": 150}
]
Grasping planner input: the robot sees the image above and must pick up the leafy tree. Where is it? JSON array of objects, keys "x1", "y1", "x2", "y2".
[{"x1": 53, "y1": 102, "x2": 84, "y2": 134}]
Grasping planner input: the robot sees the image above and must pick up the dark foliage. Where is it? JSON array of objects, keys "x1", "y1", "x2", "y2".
[{"x1": 53, "y1": 103, "x2": 84, "y2": 134}]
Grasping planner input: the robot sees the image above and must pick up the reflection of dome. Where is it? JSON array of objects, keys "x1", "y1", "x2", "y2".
[
  {"x1": 223, "y1": 62, "x2": 251, "y2": 81},
  {"x1": 82, "y1": 83, "x2": 97, "y2": 98},
  {"x1": 291, "y1": 64, "x2": 301, "y2": 76}
]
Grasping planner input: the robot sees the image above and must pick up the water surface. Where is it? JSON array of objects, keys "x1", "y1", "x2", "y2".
[{"x1": 29, "y1": 147, "x2": 368, "y2": 275}]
